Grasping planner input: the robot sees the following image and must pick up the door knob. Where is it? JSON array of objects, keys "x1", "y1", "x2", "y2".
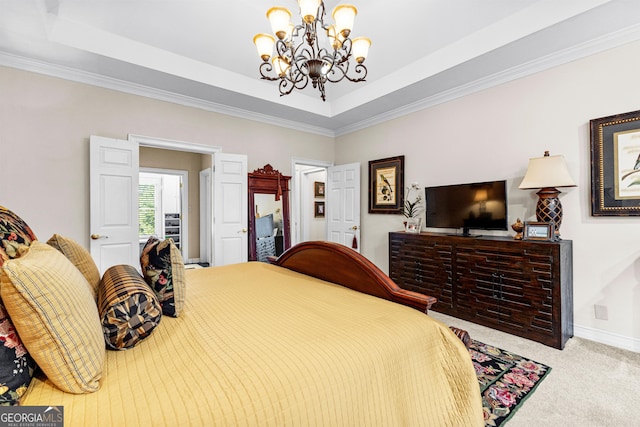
[
  {"x1": 239, "y1": 229, "x2": 248, "y2": 233},
  {"x1": 351, "y1": 225, "x2": 360, "y2": 230},
  {"x1": 90, "y1": 234, "x2": 108, "y2": 240}
]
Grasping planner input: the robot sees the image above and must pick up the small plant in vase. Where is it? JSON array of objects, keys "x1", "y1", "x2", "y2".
[{"x1": 403, "y1": 183, "x2": 424, "y2": 233}]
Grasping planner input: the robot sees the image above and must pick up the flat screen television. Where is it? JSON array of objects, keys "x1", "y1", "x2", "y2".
[{"x1": 424, "y1": 180, "x2": 508, "y2": 236}]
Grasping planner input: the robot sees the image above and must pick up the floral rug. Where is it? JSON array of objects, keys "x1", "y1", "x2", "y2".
[{"x1": 469, "y1": 339, "x2": 551, "y2": 426}]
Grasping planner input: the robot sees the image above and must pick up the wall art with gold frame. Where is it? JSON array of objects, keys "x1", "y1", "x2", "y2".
[
  {"x1": 368, "y1": 156, "x2": 404, "y2": 214},
  {"x1": 590, "y1": 109, "x2": 640, "y2": 216}
]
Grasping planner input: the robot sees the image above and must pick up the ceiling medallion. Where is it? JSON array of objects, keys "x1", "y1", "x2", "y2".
[{"x1": 253, "y1": 1, "x2": 370, "y2": 101}]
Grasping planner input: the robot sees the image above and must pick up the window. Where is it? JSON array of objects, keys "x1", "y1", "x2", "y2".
[{"x1": 138, "y1": 183, "x2": 157, "y2": 237}]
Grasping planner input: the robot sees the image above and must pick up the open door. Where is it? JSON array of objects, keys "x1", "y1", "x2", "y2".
[
  {"x1": 89, "y1": 135, "x2": 140, "y2": 273},
  {"x1": 199, "y1": 168, "x2": 213, "y2": 266},
  {"x1": 326, "y1": 162, "x2": 361, "y2": 252},
  {"x1": 213, "y1": 153, "x2": 248, "y2": 265}
]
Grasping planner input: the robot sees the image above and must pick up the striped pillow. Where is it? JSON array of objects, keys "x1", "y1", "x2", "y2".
[
  {"x1": 47, "y1": 234, "x2": 100, "y2": 301},
  {"x1": 98, "y1": 264, "x2": 162, "y2": 350},
  {"x1": 0, "y1": 242, "x2": 104, "y2": 394}
]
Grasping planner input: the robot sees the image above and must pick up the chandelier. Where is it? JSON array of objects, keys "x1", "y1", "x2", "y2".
[{"x1": 253, "y1": 1, "x2": 371, "y2": 101}]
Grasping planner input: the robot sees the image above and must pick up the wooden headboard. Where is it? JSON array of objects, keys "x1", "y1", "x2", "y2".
[{"x1": 271, "y1": 241, "x2": 436, "y2": 313}]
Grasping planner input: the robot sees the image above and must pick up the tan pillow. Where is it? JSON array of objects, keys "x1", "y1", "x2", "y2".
[
  {"x1": 47, "y1": 234, "x2": 100, "y2": 301},
  {"x1": 0, "y1": 241, "x2": 105, "y2": 394}
]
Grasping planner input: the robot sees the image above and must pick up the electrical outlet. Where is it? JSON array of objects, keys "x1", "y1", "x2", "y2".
[{"x1": 594, "y1": 304, "x2": 608, "y2": 320}]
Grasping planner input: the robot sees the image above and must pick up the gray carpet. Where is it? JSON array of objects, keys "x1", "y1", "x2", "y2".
[{"x1": 430, "y1": 312, "x2": 640, "y2": 426}]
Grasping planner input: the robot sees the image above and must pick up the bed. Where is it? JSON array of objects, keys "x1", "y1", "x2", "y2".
[{"x1": 0, "y1": 207, "x2": 483, "y2": 426}]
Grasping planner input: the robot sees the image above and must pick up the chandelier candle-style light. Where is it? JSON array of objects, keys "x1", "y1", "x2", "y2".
[{"x1": 253, "y1": 0, "x2": 371, "y2": 101}]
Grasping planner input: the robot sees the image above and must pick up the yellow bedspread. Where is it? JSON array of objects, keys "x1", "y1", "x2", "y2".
[{"x1": 22, "y1": 262, "x2": 483, "y2": 426}]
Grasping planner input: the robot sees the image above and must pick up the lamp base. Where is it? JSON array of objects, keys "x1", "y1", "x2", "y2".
[{"x1": 536, "y1": 187, "x2": 563, "y2": 239}]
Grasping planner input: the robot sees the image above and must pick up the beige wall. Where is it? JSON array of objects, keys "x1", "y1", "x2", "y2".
[
  {"x1": 0, "y1": 66, "x2": 333, "y2": 252},
  {"x1": 2, "y1": 39, "x2": 640, "y2": 350},
  {"x1": 335, "y1": 40, "x2": 640, "y2": 350}
]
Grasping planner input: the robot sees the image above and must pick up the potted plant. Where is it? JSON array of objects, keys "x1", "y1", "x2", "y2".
[{"x1": 403, "y1": 183, "x2": 424, "y2": 233}]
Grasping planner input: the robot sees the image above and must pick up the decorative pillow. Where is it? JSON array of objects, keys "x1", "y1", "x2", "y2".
[
  {"x1": 98, "y1": 264, "x2": 162, "y2": 350},
  {"x1": 140, "y1": 237, "x2": 185, "y2": 317},
  {"x1": 0, "y1": 206, "x2": 37, "y2": 267},
  {"x1": 47, "y1": 234, "x2": 100, "y2": 301},
  {"x1": 0, "y1": 301, "x2": 36, "y2": 405},
  {"x1": 0, "y1": 242, "x2": 104, "y2": 394}
]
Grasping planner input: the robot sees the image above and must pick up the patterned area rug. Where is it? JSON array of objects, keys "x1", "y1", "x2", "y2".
[{"x1": 469, "y1": 339, "x2": 551, "y2": 426}]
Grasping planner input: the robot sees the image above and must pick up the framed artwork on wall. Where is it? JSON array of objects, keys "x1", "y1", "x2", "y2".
[
  {"x1": 314, "y1": 181, "x2": 325, "y2": 198},
  {"x1": 368, "y1": 155, "x2": 405, "y2": 214},
  {"x1": 590, "y1": 109, "x2": 640, "y2": 216},
  {"x1": 314, "y1": 201, "x2": 325, "y2": 218}
]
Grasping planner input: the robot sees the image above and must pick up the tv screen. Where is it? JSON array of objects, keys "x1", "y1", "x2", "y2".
[{"x1": 424, "y1": 180, "x2": 507, "y2": 235}]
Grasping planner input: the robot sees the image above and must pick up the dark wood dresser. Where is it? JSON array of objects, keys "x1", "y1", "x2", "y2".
[{"x1": 389, "y1": 231, "x2": 573, "y2": 349}]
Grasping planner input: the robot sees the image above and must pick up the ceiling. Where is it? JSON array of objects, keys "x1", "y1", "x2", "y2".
[{"x1": 1, "y1": 0, "x2": 640, "y2": 137}]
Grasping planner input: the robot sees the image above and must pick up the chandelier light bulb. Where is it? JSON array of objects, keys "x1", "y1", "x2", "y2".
[
  {"x1": 332, "y1": 4, "x2": 357, "y2": 38},
  {"x1": 272, "y1": 56, "x2": 291, "y2": 77},
  {"x1": 298, "y1": 0, "x2": 321, "y2": 24},
  {"x1": 253, "y1": 33, "x2": 275, "y2": 61},
  {"x1": 326, "y1": 25, "x2": 343, "y2": 50},
  {"x1": 351, "y1": 37, "x2": 371, "y2": 63},
  {"x1": 267, "y1": 7, "x2": 292, "y2": 40}
]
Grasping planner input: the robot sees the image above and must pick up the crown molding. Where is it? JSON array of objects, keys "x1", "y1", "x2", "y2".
[
  {"x1": 3, "y1": 21, "x2": 640, "y2": 140},
  {"x1": 334, "y1": 23, "x2": 640, "y2": 137},
  {"x1": 0, "y1": 52, "x2": 336, "y2": 138}
]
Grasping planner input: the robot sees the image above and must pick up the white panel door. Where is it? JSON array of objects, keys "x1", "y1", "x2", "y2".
[
  {"x1": 213, "y1": 153, "x2": 248, "y2": 265},
  {"x1": 89, "y1": 135, "x2": 139, "y2": 274},
  {"x1": 326, "y1": 162, "x2": 361, "y2": 252}
]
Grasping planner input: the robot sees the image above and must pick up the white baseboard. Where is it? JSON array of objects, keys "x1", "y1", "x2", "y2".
[
  {"x1": 186, "y1": 258, "x2": 201, "y2": 264},
  {"x1": 574, "y1": 324, "x2": 640, "y2": 353}
]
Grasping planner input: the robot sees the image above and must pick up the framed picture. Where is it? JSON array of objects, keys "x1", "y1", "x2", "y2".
[
  {"x1": 314, "y1": 181, "x2": 325, "y2": 198},
  {"x1": 368, "y1": 155, "x2": 405, "y2": 214},
  {"x1": 590, "y1": 109, "x2": 640, "y2": 216},
  {"x1": 523, "y1": 221, "x2": 556, "y2": 241},
  {"x1": 314, "y1": 201, "x2": 325, "y2": 218}
]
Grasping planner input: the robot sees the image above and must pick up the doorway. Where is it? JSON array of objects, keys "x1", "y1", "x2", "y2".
[
  {"x1": 138, "y1": 169, "x2": 188, "y2": 260},
  {"x1": 130, "y1": 134, "x2": 220, "y2": 265},
  {"x1": 291, "y1": 158, "x2": 332, "y2": 246}
]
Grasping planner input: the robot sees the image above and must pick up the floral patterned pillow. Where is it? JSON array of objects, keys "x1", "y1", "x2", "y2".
[
  {"x1": 0, "y1": 300, "x2": 36, "y2": 405},
  {"x1": 0, "y1": 206, "x2": 37, "y2": 267},
  {"x1": 140, "y1": 237, "x2": 185, "y2": 317}
]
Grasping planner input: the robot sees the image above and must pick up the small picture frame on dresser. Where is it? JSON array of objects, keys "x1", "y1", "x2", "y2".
[{"x1": 523, "y1": 221, "x2": 556, "y2": 241}]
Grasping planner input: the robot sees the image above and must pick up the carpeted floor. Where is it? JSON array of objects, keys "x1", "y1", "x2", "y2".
[
  {"x1": 432, "y1": 311, "x2": 640, "y2": 426},
  {"x1": 469, "y1": 339, "x2": 551, "y2": 426}
]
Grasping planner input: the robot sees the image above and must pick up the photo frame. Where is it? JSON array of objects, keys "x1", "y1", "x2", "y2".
[
  {"x1": 314, "y1": 201, "x2": 325, "y2": 218},
  {"x1": 522, "y1": 221, "x2": 555, "y2": 241},
  {"x1": 590, "y1": 109, "x2": 640, "y2": 216},
  {"x1": 368, "y1": 155, "x2": 404, "y2": 214},
  {"x1": 314, "y1": 181, "x2": 325, "y2": 198}
]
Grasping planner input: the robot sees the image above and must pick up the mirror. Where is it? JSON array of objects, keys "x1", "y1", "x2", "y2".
[{"x1": 248, "y1": 164, "x2": 291, "y2": 262}]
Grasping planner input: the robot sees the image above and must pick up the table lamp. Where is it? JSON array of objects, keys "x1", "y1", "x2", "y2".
[{"x1": 518, "y1": 151, "x2": 576, "y2": 239}]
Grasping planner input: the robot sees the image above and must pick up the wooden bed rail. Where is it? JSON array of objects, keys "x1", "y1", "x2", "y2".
[{"x1": 271, "y1": 241, "x2": 437, "y2": 313}]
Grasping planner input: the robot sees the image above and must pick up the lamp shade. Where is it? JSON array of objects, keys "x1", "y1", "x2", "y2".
[
  {"x1": 332, "y1": 4, "x2": 357, "y2": 38},
  {"x1": 267, "y1": 7, "x2": 292, "y2": 40},
  {"x1": 519, "y1": 152, "x2": 576, "y2": 189},
  {"x1": 298, "y1": 0, "x2": 321, "y2": 23},
  {"x1": 351, "y1": 37, "x2": 371, "y2": 63},
  {"x1": 272, "y1": 56, "x2": 291, "y2": 76},
  {"x1": 253, "y1": 33, "x2": 275, "y2": 61}
]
